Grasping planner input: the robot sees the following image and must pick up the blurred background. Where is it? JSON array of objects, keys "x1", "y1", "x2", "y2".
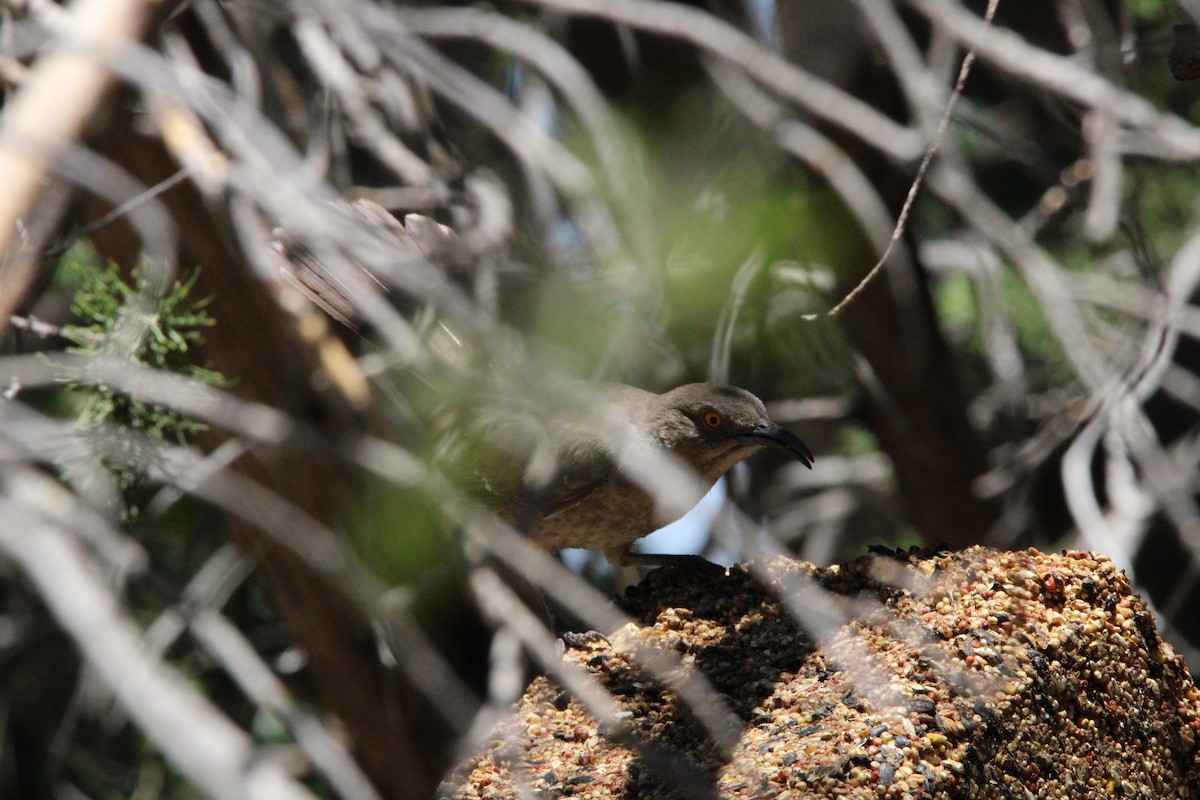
[{"x1": 3, "y1": 0, "x2": 1200, "y2": 797}]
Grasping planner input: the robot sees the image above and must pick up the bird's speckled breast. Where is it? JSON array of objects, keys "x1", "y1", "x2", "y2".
[{"x1": 525, "y1": 473, "x2": 707, "y2": 553}]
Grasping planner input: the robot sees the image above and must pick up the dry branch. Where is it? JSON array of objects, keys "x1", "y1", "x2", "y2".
[
  {"x1": 0, "y1": 475, "x2": 318, "y2": 800},
  {"x1": 0, "y1": 0, "x2": 175, "y2": 323}
]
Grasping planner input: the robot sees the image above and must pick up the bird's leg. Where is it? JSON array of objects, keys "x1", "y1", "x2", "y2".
[
  {"x1": 604, "y1": 547, "x2": 724, "y2": 591},
  {"x1": 603, "y1": 546, "x2": 645, "y2": 591},
  {"x1": 606, "y1": 547, "x2": 721, "y2": 570}
]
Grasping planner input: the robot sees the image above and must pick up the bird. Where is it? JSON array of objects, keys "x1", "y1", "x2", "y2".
[{"x1": 457, "y1": 382, "x2": 814, "y2": 567}]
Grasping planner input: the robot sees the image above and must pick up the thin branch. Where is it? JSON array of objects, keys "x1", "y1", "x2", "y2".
[
  {"x1": 0, "y1": 0, "x2": 175, "y2": 324},
  {"x1": 907, "y1": 0, "x2": 1200, "y2": 158},
  {"x1": 803, "y1": 0, "x2": 998, "y2": 321},
  {"x1": 49, "y1": 169, "x2": 189, "y2": 257},
  {"x1": 0, "y1": 480, "x2": 318, "y2": 800},
  {"x1": 292, "y1": 17, "x2": 437, "y2": 187},
  {"x1": 189, "y1": 609, "x2": 385, "y2": 800},
  {"x1": 706, "y1": 58, "x2": 911, "y2": 269},
  {"x1": 518, "y1": 0, "x2": 926, "y2": 163}
]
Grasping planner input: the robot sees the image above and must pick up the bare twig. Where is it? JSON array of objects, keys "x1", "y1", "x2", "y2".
[
  {"x1": 0, "y1": 483, "x2": 318, "y2": 800},
  {"x1": 189, "y1": 610, "x2": 385, "y2": 800},
  {"x1": 908, "y1": 0, "x2": 1200, "y2": 158},
  {"x1": 802, "y1": 0, "x2": 999, "y2": 321},
  {"x1": 292, "y1": 16, "x2": 437, "y2": 187},
  {"x1": 0, "y1": 0, "x2": 174, "y2": 324},
  {"x1": 519, "y1": 0, "x2": 926, "y2": 162},
  {"x1": 706, "y1": 59, "x2": 911, "y2": 269}
]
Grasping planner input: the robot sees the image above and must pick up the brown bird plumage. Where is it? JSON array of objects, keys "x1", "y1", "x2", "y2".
[{"x1": 461, "y1": 382, "x2": 813, "y2": 565}]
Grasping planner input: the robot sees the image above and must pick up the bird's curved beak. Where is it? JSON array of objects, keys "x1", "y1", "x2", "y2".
[{"x1": 741, "y1": 420, "x2": 814, "y2": 469}]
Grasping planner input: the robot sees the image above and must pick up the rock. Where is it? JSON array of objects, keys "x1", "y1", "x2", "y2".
[{"x1": 445, "y1": 546, "x2": 1200, "y2": 799}]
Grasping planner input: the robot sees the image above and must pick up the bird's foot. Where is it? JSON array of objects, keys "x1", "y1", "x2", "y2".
[{"x1": 560, "y1": 630, "x2": 610, "y2": 649}]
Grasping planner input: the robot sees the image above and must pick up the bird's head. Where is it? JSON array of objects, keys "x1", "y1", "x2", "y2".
[{"x1": 653, "y1": 383, "x2": 814, "y2": 479}]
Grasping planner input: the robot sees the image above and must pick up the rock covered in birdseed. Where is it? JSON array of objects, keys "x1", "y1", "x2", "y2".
[{"x1": 444, "y1": 547, "x2": 1200, "y2": 799}]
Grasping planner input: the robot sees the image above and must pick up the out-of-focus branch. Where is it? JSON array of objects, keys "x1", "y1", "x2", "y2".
[
  {"x1": 1175, "y1": 0, "x2": 1200, "y2": 31},
  {"x1": 292, "y1": 17, "x2": 438, "y2": 187},
  {"x1": 850, "y1": 0, "x2": 946, "y2": 129},
  {"x1": 0, "y1": 0, "x2": 175, "y2": 325},
  {"x1": 188, "y1": 610, "x2": 385, "y2": 800},
  {"x1": 396, "y1": 6, "x2": 641, "y2": 234},
  {"x1": 706, "y1": 60, "x2": 906, "y2": 268},
  {"x1": 0, "y1": 476, "x2": 317, "y2": 800},
  {"x1": 929, "y1": 164, "x2": 1111, "y2": 390},
  {"x1": 518, "y1": 0, "x2": 926, "y2": 162},
  {"x1": 908, "y1": 0, "x2": 1200, "y2": 158}
]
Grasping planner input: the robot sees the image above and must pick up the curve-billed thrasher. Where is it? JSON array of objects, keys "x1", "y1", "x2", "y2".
[{"x1": 465, "y1": 382, "x2": 813, "y2": 566}]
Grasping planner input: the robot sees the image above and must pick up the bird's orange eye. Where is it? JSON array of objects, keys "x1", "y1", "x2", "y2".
[{"x1": 703, "y1": 411, "x2": 722, "y2": 429}]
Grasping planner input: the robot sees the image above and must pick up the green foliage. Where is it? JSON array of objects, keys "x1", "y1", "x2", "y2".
[
  {"x1": 554, "y1": 104, "x2": 855, "y2": 391},
  {"x1": 1125, "y1": 0, "x2": 1173, "y2": 21},
  {"x1": 353, "y1": 477, "x2": 456, "y2": 587},
  {"x1": 58, "y1": 254, "x2": 228, "y2": 520}
]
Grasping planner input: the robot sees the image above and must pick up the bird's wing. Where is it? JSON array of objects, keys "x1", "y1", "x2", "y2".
[
  {"x1": 536, "y1": 433, "x2": 616, "y2": 520},
  {"x1": 446, "y1": 410, "x2": 613, "y2": 515},
  {"x1": 437, "y1": 411, "x2": 535, "y2": 511},
  {"x1": 532, "y1": 389, "x2": 650, "y2": 521}
]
